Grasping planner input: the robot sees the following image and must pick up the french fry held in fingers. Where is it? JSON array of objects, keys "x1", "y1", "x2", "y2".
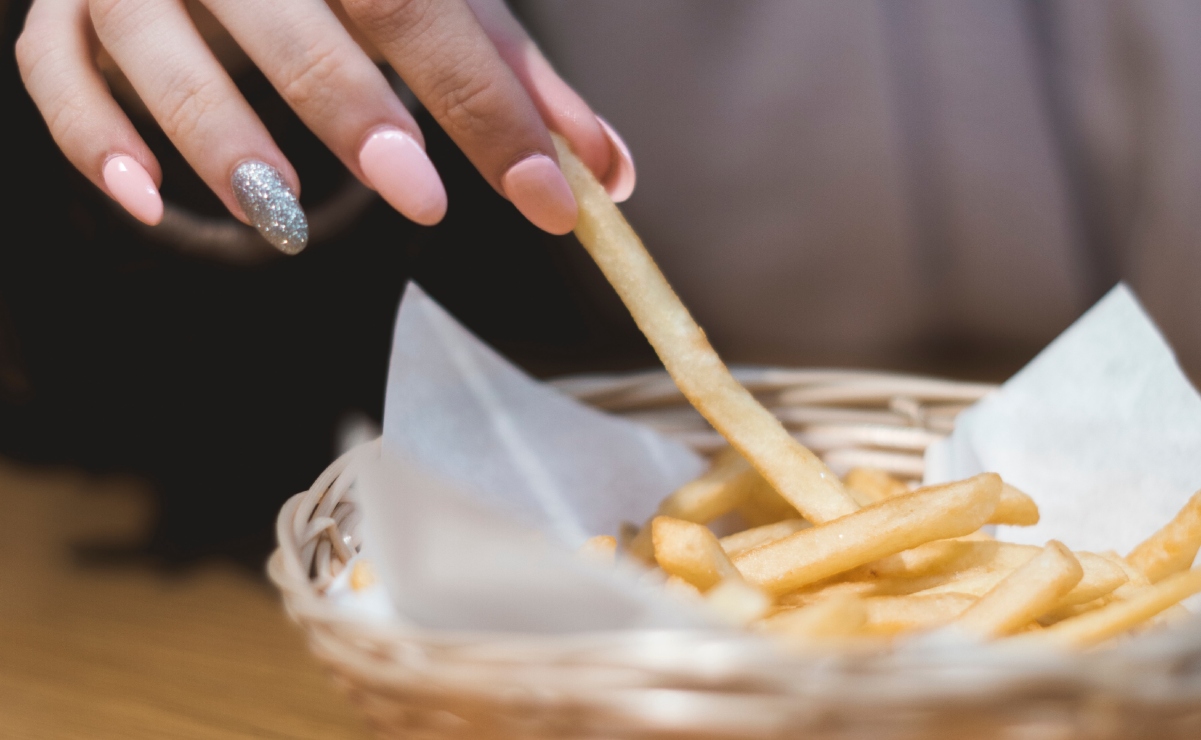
[
  {"x1": 1031, "y1": 568, "x2": 1201, "y2": 648},
  {"x1": 554, "y1": 135, "x2": 859, "y2": 525},
  {"x1": 1126, "y1": 488, "x2": 1201, "y2": 583},
  {"x1": 733, "y1": 474, "x2": 1002, "y2": 595},
  {"x1": 627, "y1": 447, "x2": 760, "y2": 562},
  {"x1": 952, "y1": 540, "x2": 1083, "y2": 638}
]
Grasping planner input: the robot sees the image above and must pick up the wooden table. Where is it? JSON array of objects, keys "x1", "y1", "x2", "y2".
[{"x1": 0, "y1": 457, "x2": 371, "y2": 739}]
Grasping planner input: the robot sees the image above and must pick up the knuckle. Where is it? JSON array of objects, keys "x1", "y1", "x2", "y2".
[
  {"x1": 155, "y1": 68, "x2": 221, "y2": 141},
  {"x1": 279, "y1": 42, "x2": 343, "y2": 114},
  {"x1": 343, "y1": 0, "x2": 429, "y2": 43},
  {"x1": 89, "y1": 0, "x2": 136, "y2": 38},
  {"x1": 14, "y1": 26, "x2": 47, "y2": 81},
  {"x1": 431, "y1": 63, "x2": 498, "y2": 136}
]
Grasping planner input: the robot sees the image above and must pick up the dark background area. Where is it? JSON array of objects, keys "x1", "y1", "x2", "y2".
[{"x1": 0, "y1": 0, "x2": 654, "y2": 568}]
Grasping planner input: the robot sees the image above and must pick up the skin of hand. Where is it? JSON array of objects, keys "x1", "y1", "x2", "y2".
[{"x1": 16, "y1": 0, "x2": 636, "y2": 250}]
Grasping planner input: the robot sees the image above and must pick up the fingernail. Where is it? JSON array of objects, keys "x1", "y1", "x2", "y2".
[
  {"x1": 501, "y1": 154, "x2": 577, "y2": 235},
  {"x1": 103, "y1": 155, "x2": 163, "y2": 226},
  {"x1": 231, "y1": 161, "x2": 308, "y2": 254},
  {"x1": 358, "y1": 128, "x2": 447, "y2": 226},
  {"x1": 596, "y1": 116, "x2": 636, "y2": 203}
]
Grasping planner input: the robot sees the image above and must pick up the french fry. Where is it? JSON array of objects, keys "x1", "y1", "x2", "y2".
[
  {"x1": 844, "y1": 468, "x2": 910, "y2": 506},
  {"x1": 1033, "y1": 568, "x2": 1201, "y2": 648},
  {"x1": 578, "y1": 535, "x2": 617, "y2": 565},
  {"x1": 952, "y1": 540, "x2": 1083, "y2": 638},
  {"x1": 733, "y1": 474, "x2": 1002, "y2": 595},
  {"x1": 843, "y1": 469, "x2": 1037, "y2": 527},
  {"x1": 554, "y1": 135, "x2": 859, "y2": 525},
  {"x1": 720, "y1": 519, "x2": 811, "y2": 558},
  {"x1": 759, "y1": 595, "x2": 868, "y2": 640},
  {"x1": 863, "y1": 593, "x2": 977, "y2": 634},
  {"x1": 652, "y1": 516, "x2": 744, "y2": 591},
  {"x1": 1126, "y1": 489, "x2": 1201, "y2": 583},
  {"x1": 992, "y1": 484, "x2": 1040, "y2": 526},
  {"x1": 735, "y1": 475, "x2": 801, "y2": 527},
  {"x1": 628, "y1": 447, "x2": 760, "y2": 561},
  {"x1": 705, "y1": 579, "x2": 773, "y2": 626},
  {"x1": 664, "y1": 574, "x2": 703, "y2": 600}
]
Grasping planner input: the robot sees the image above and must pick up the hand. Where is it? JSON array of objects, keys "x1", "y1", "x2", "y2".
[{"x1": 16, "y1": 0, "x2": 635, "y2": 252}]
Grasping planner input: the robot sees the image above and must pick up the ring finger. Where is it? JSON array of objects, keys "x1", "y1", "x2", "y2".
[{"x1": 91, "y1": 0, "x2": 308, "y2": 253}]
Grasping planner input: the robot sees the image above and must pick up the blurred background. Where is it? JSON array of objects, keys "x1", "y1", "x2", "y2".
[{"x1": 4, "y1": 1, "x2": 1201, "y2": 734}]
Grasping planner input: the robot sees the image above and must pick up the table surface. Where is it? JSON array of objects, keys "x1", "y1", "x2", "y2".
[{"x1": 0, "y1": 457, "x2": 372, "y2": 739}]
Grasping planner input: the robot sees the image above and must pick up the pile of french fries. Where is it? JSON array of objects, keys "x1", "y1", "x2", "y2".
[{"x1": 553, "y1": 134, "x2": 1201, "y2": 651}]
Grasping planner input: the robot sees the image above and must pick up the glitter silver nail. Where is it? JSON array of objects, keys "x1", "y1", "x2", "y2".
[{"x1": 231, "y1": 161, "x2": 308, "y2": 255}]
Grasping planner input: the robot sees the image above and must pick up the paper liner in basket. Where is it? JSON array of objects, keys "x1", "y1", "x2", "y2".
[
  {"x1": 925, "y1": 284, "x2": 1201, "y2": 562},
  {"x1": 353, "y1": 283, "x2": 707, "y2": 631}
]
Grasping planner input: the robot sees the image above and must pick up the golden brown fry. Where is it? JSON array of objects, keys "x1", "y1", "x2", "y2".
[
  {"x1": 863, "y1": 593, "x2": 977, "y2": 634},
  {"x1": 852, "y1": 539, "x2": 1126, "y2": 608},
  {"x1": 760, "y1": 595, "x2": 868, "y2": 640},
  {"x1": 664, "y1": 574, "x2": 703, "y2": 600},
  {"x1": 652, "y1": 516, "x2": 743, "y2": 591},
  {"x1": 735, "y1": 476, "x2": 800, "y2": 527},
  {"x1": 1126, "y1": 489, "x2": 1201, "y2": 583},
  {"x1": 733, "y1": 474, "x2": 1002, "y2": 595},
  {"x1": 1032, "y1": 568, "x2": 1201, "y2": 648},
  {"x1": 349, "y1": 559, "x2": 375, "y2": 592},
  {"x1": 844, "y1": 468, "x2": 910, "y2": 506},
  {"x1": 842, "y1": 470, "x2": 1035, "y2": 526},
  {"x1": 992, "y1": 483, "x2": 1040, "y2": 526},
  {"x1": 952, "y1": 540, "x2": 1083, "y2": 638},
  {"x1": 578, "y1": 535, "x2": 617, "y2": 565},
  {"x1": 720, "y1": 519, "x2": 811, "y2": 558},
  {"x1": 628, "y1": 447, "x2": 759, "y2": 562},
  {"x1": 554, "y1": 135, "x2": 859, "y2": 525}
]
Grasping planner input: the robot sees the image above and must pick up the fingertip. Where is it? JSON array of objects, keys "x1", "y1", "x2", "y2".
[
  {"x1": 501, "y1": 153, "x2": 578, "y2": 235},
  {"x1": 358, "y1": 128, "x2": 448, "y2": 227},
  {"x1": 103, "y1": 155, "x2": 164, "y2": 226}
]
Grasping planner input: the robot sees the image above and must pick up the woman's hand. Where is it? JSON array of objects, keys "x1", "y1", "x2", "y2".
[{"x1": 16, "y1": 0, "x2": 635, "y2": 252}]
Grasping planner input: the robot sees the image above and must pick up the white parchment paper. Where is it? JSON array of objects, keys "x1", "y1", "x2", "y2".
[
  {"x1": 925, "y1": 284, "x2": 1201, "y2": 558},
  {"x1": 354, "y1": 283, "x2": 707, "y2": 631}
]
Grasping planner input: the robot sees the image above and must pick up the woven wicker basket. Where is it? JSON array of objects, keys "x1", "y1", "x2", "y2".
[{"x1": 268, "y1": 368, "x2": 1201, "y2": 739}]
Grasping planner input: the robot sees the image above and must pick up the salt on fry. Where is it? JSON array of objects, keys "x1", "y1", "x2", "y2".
[
  {"x1": 952, "y1": 540, "x2": 1082, "y2": 638},
  {"x1": 652, "y1": 516, "x2": 743, "y2": 591},
  {"x1": 554, "y1": 134, "x2": 859, "y2": 525},
  {"x1": 628, "y1": 447, "x2": 760, "y2": 562},
  {"x1": 1033, "y1": 568, "x2": 1201, "y2": 648},
  {"x1": 1126, "y1": 488, "x2": 1201, "y2": 583},
  {"x1": 720, "y1": 519, "x2": 811, "y2": 558},
  {"x1": 733, "y1": 474, "x2": 1002, "y2": 595}
]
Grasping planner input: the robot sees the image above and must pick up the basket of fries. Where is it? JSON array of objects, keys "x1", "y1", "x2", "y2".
[
  {"x1": 269, "y1": 138, "x2": 1201, "y2": 738},
  {"x1": 270, "y1": 368, "x2": 1201, "y2": 739}
]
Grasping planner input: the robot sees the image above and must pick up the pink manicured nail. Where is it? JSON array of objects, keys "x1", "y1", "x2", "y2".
[
  {"x1": 359, "y1": 129, "x2": 447, "y2": 226},
  {"x1": 596, "y1": 116, "x2": 636, "y2": 203},
  {"x1": 103, "y1": 155, "x2": 162, "y2": 226},
  {"x1": 501, "y1": 154, "x2": 577, "y2": 235}
]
